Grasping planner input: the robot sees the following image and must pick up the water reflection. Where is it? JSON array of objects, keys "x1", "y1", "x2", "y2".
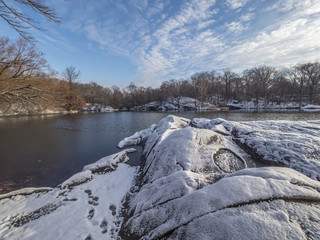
[{"x1": 0, "y1": 111, "x2": 319, "y2": 194}]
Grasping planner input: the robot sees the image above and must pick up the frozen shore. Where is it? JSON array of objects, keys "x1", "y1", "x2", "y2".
[{"x1": 1, "y1": 116, "x2": 320, "y2": 239}]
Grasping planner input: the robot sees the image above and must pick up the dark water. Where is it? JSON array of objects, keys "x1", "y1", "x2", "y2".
[{"x1": 1, "y1": 111, "x2": 320, "y2": 194}]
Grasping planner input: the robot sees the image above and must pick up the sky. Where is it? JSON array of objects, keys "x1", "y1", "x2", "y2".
[{"x1": 1, "y1": 0, "x2": 320, "y2": 88}]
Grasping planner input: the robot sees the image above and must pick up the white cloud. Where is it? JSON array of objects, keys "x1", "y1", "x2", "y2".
[
  {"x1": 197, "y1": 19, "x2": 216, "y2": 30},
  {"x1": 133, "y1": 0, "x2": 220, "y2": 86},
  {"x1": 226, "y1": 0, "x2": 250, "y2": 9},
  {"x1": 240, "y1": 12, "x2": 255, "y2": 22},
  {"x1": 266, "y1": 0, "x2": 320, "y2": 14},
  {"x1": 216, "y1": 17, "x2": 320, "y2": 72},
  {"x1": 225, "y1": 12, "x2": 254, "y2": 34},
  {"x1": 51, "y1": 0, "x2": 222, "y2": 86},
  {"x1": 51, "y1": 0, "x2": 320, "y2": 87},
  {"x1": 226, "y1": 21, "x2": 245, "y2": 33}
]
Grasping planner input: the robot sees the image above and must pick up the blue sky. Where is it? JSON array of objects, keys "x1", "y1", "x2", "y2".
[{"x1": 1, "y1": 0, "x2": 320, "y2": 88}]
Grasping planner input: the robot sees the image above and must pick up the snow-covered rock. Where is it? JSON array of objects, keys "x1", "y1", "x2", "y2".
[
  {"x1": 84, "y1": 103, "x2": 115, "y2": 112},
  {"x1": 232, "y1": 120, "x2": 320, "y2": 180},
  {"x1": 117, "y1": 127, "x2": 156, "y2": 148},
  {"x1": 83, "y1": 148, "x2": 136, "y2": 172},
  {"x1": 118, "y1": 116, "x2": 320, "y2": 239},
  {"x1": 0, "y1": 187, "x2": 53, "y2": 201},
  {"x1": 60, "y1": 170, "x2": 92, "y2": 189},
  {"x1": 134, "y1": 97, "x2": 217, "y2": 111},
  {"x1": 226, "y1": 100, "x2": 302, "y2": 110},
  {"x1": 302, "y1": 104, "x2": 320, "y2": 110},
  {"x1": 1, "y1": 116, "x2": 320, "y2": 239}
]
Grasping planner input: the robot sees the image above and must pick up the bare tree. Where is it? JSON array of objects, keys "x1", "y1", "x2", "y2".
[
  {"x1": 302, "y1": 62, "x2": 320, "y2": 104},
  {"x1": 125, "y1": 82, "x2": 138, "y2": 108},
  {"x1": 62, "y1": 66, "x2": 80, "y2": 89},
  {"x1": 172, "y1": 79, "x2": 188, "y2": 108},
  {"x1": 221, "y1": 70, "x2": 237, "y2": 101},
  {"x1": 160, "y1": 79, "x2": 186, "y2": 108},
  {"x1": 110, "y1": 86, "x2": 124, "y2": 109},
  {"x1": 247, "y1": 66, "x2": 275, "y2": 105},
  {"x1": 0, "y1": 37, "x2": 58, "y2": 113},
  {"x1": 190, "y1": 72, "x2": 211, "y2": 108},
  {"x1": 196, "y1": 72, "x2": 210, "y2": 107},
  {"x1": 60, "y1": 66, "x2": 82, "y2": 111},
  {"x1": 0, "y1": 0, "x2": 60, "y2": 41},
  {"x1": 290, "y1": 64, "x2": 308, "y2": 107},
  {"x1": 270, "y1": 68, "x2": 292, "y2": 104}
]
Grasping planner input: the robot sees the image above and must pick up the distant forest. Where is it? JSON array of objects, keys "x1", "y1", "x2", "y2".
[{"x1": 1, "y1": 37, "x2": 320, "y2": 114}]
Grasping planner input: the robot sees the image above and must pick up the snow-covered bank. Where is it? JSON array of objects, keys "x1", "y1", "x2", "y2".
[
  {"x1": 118, "y1": 116, "x2": 320, "y2": 239},
  {"x1": 227, "y1": 100, "x2": 320, "y2": 111},
  {"x1": 122, "y1": 97, "x2": 217, "y2": 111},
  {"x1": 1, "y1": 116, "x2": 320, "y2": 239},
  {"x1": 83, "y1": 103, "x2": 115, "y2": 112},
  {"x1": 0, "y1": 103, "x2": 115, "y2": 117},
  {"x1": 0, "y1": 109, "x2": 65, "y2": 117},
  {"x1": 0, "y1": 149, "x2": 137, "y2": 240}
]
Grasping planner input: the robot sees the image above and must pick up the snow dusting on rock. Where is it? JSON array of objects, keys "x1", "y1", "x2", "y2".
[
  {"x1": 118, "y1": 116, "x2": 320, "y2": 240},
  {"x1": 83, "y1": 148, "x2": 136, "y2": 172},
  {"x1": 60, "y1": 170, "x2": 92, "y2": 189},
  {"x1": 1, "y1": 116, "x2": 320, "y2": 240}
]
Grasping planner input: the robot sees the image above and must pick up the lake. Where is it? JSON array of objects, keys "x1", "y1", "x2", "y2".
[{"x1": 1, "y1": 111, "x2": 320, "y2": 194}]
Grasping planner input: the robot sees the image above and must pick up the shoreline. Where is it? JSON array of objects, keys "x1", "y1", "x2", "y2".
[{"x1": 1, "y1": 107, "x2": 320, "y2": 119}]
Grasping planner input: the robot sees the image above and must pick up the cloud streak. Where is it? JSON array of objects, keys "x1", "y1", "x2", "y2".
[
  {"x1": 50, "y1": 0, "x2": 320, "y2": 87},
  {"x1": 226, "y1": 0, "x2": 251, "y2": 10}
]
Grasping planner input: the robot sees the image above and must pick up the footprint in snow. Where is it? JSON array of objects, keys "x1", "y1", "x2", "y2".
[
  {"x1": 87, "y1": 209, "x2": 94, "y2": 219},
  {"x1": 84, "y1": 189, "x2": 99, "y2": 206},
  {"x1": 109, "y1": 204, "x2": 117, "y2": 216},
  {"x1": 84, "y1": 235, "x2": 92, "y2": 240},
  {"x1": 100, "y1": 219, "x2": 108, "y2": 234},
  {"x1": 84, "y1": 189, "x2": 92, "y2": 196},
  {"x1": 88, "y1": 196, "x2": 99, "y2": 206}
]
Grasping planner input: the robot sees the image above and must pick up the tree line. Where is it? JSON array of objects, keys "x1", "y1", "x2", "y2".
[
  {"x1": 1, "y1": 36, "x2": 320, "y2": 114},
  {"x1": 75, "y1": 63, "x2": 320, "y2": 110}
]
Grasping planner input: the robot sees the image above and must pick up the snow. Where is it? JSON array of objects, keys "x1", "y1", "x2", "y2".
[
  {"x1": 232, "y1": 120, "x2": 320, "y2": 180},
  {"x1": 227, "y1": 100, "x2": 320, "y2": 111},
  {"x1": 0, "y1": 187, "x2": 53, "y2": 201},
  {"x1": 83, "y1": 148, "x2": 136, "y2": 172},
  {"x1": 302, "y1": 104, "x2": 320, "y2": 109},
  {"x1": 191, "y1": 117, "x2": 234, "y2": 134},
  {"x1": 84, "y1": 103, "x2": 115, "y2": 112},
  {"x1": 132, "y1": 97, "x2": 217, "y2": 111},
  {"x1": 1, "y1": 115, "x2": 320, "y2": 239},
  {"x1": 0, "y1": 150, "x2": 137, "y2": 240},
  {"x1": 60, "y1": 170, "x2": 92, "y2": 189},
  {"x1": 118, "y1": 115, "x2": 320, "y2": 239},
  {"x1": 127, "y1": 169, "x2": 320, "y2": 239},
  {"x1": 190, "y1": 118, "x2": 320, "y2": 180},
  {"x1": 117, "y1": 127, "x2": 156, "y2": 148},
  {"x1": 227, "y1": 100, "x2": 302, "y2": 110}
]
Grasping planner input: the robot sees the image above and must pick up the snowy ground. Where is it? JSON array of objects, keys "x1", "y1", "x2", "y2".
[
  {"x1": 1, "y1": 116, "x2": 320, "y2": 239},
  {"x1": 0, "y1": 149, "x2": 137, "y2": 240}
]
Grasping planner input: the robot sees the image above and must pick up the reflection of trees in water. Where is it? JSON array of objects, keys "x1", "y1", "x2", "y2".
[{"x1": 0, "y1": 176, "x2": 33, "y2": 194}]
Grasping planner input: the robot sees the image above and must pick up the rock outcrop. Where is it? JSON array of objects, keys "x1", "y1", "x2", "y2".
[{"x1": 118, "y1": 116, "x2": 320, "y2": 240}]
